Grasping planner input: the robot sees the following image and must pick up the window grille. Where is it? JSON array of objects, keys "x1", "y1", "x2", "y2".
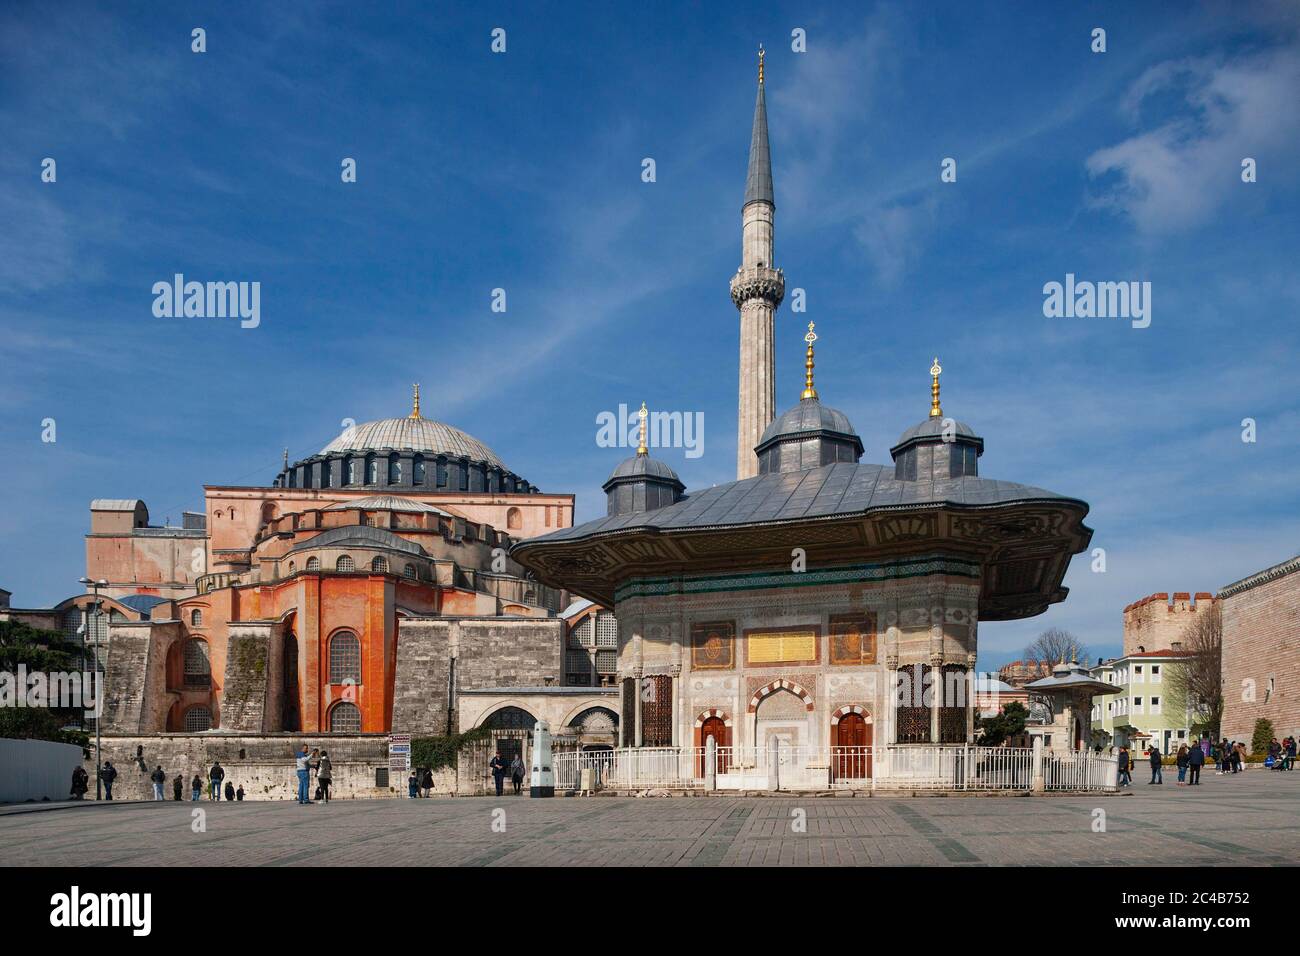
[
  {"x1": 336, "y1": 555, "x2": 355, "y2": 572},
  {"x1": 184, "y1": 706, "x2": 212, "y2": 732},
  {"x1": 329, "y1": 702, "x2": 361, "y2": 732},
  {"x1": 594, "y1": 613, "x2": 619, "y2": 648},
  {"x1": 329, "y1": 631, "x2": 361, "y2": 684},
  {"x1": 184, "y1": 639, "x2": 211, "y2": 687}
]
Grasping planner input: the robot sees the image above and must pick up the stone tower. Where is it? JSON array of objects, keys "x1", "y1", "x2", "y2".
[{"x1": 730, "y1": 48, "x2": 785, "y2": 480}]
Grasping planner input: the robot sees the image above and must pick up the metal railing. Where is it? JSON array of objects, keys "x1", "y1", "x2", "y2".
[{"x1": 553, "y1": 744, "x2": 1117, "y2": 793}]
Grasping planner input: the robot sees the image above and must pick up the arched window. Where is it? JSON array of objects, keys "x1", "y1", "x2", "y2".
[
  {"x1": 329, "y1": 631, "x2": 361, "y2": 684},
  {"x1": 288, "y1": 561, "x2": 296, "y2": 575},
  {"x1": 305, "y1": 556, "x2": 320, "y2": 572},
  {"x1": 329, "y1": 701, "x2": 361, "y2": 733},
  {"x1": 190, "y1": 608, "x2": 203, "y2": 627},
  {"x1": 365, "y1": 454, "x2": 378, "y2": 484},
  {"x1": 61, "y1": 608, "x2": 84, "y2": 645},
  {"x1": 336, "y1": 554, "x2": 355, "y2": 572},
  {"x1": 482, "y1": 706, "x2": 537, "y2": 730},
  {"x1": 344, "y1": 455, "x2": 357, "y2": 485},
  {"x1": 388, "y1": 455, "x2": 401, "y2": 484},
  {"x1": 403, "y1": 564, "x2": 417, "y2": 580},
  {"x1": 413, "y1": 454, "x2": 425, "y2": 484},
  {"x1": 261, "y1": 502, "x2": 276, "y2": 526},
  {"x1": 184, "y1": 705, "x2": 212, "y2": 732},
  {"x1": 183, "y1": 638, "x2": 211, "y2": 687},
  {"x1": 507, "y1": 506, "x2": 522, "y2": 530},
  {"x1": 435, "y1": 457, "x2": 447, "y2": 489},
  {"x1": 371, "y1": 556, "x2": 388, "y2": 573}
]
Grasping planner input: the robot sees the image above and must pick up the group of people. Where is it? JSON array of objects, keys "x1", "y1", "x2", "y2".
[
  {"x1": 489, "y1": 752, "x2": 527, "y2": 796},
  {"x1": 1113, "y1": 735, "x2": 1278, "y2": 788},
  {"x1": 293, "y1": 745, "x2": 333, "y2": 804},
  {"x1": 147, "y1": 761, "x2": 247, "y2": 801},
  {"x1": 1265, "y1": 737, "x2": 1297, "y2": 770}
]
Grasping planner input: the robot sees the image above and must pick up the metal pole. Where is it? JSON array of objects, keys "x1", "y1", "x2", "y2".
[{"x1": 93, "y1": 584, "x2": 102, "y2": 801}]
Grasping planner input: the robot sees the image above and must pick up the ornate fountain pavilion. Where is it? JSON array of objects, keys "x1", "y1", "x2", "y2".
[{"x1": 512, "y1": 53, "x2": 1101, "y2": 791}]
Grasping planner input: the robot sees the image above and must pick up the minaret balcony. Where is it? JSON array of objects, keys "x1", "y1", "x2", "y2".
[{"x1": 730, "y1": 265, "x2": 785, "y2": 309}]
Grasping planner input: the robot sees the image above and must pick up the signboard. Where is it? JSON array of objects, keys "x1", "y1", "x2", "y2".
[{"x1": 389, "y1": 734, "x2": 411, "y2": 775}]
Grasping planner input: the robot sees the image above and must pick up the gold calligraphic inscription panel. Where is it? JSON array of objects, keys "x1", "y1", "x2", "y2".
[{"x1": 746, "y1": 629, "x2": 818, "y2": 665}]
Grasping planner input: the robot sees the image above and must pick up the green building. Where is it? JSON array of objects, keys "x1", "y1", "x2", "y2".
[{"x1": 1089, "y1": 651, "x2": 1194, "y2": 753}]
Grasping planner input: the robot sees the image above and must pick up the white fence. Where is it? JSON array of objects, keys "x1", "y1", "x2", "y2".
[{"x1": 553, "y1": 744, "x2": 1117, "y2": 793}]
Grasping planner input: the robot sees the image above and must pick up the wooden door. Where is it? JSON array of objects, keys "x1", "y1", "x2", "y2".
[
  {"x1": 833, "y1": 713, "x2": 872, "y2": 779},
  {"x1": 697, "y1": 717, "x2": 731, "y2": 776}
]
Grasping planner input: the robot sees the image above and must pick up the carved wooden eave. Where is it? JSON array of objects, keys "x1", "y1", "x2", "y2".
[{"x1": 511, "y1": 499, "x2": 1092, "y2": 621}]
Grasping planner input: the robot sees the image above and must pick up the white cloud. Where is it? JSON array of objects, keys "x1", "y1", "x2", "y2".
[{"x1": 1087, "y1": 44, "x2": 1300, "y2": 233}]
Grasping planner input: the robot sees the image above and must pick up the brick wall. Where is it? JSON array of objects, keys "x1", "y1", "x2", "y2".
[{"x1": 1220, "y1": 557, "x2": 1300, "y2": 748}]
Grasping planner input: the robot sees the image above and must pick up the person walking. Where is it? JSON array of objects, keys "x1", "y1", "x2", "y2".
[
  {"x1": 173, "y1": 773, "x2": 183, "y2": 801},
  {"x1": 510, "y1": 754, "x2": 525, "y2": 795},
  {"x1": 1116, "y1": 747, "x2": 1131, "y2": 787},
  {"x1": 190, "y1": 774, "x2": 202, "y2": 801},
  {"x1": 317, "y1": 750, "x2": 333, "y2": 803},
  {"x1": 294, "y1": 744, "x2": 314, "y2": 804},
  {"x1": 1175, "y1": 744, "x2": 1189, "y2": 785},
  {"x1": 1147, "y1": 745, "x2": 1163, "y2": 784},
  {"x1": 489, "y1": 752, "x2": 506, "y2": 797},
  {"x1": 407, "y1": 770, "x2": 419, "y2": 799},
  {"x1": 209, "y1": 760, "x2": 224, "y2": 801},
  {"x1": 150, "y1": 765, "x2": 166, "y2": 800},
  {"x1": 100, "y1": 761, "x2": 117, "y2": 801},
  {"x1": 1187, "y1": 738, "x2": 1205, "y2": 785}
]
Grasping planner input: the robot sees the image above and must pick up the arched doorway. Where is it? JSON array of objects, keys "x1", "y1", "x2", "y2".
[
  {"x1": 481, "y1": 706, "x2": 537, "y2": 770},
  {"x1": 832, "y1": 710, "x2": 872, "y2": 779},
  {"x1": 696, "y1": 714, "x2": 732, "y2": 776}
]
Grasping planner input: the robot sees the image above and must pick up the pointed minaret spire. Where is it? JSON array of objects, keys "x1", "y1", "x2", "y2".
[
  {"x1": 636, "y1": 401, "x2": 649, "y2": 455},
  {"x1": 731, "y1": 46, "x2": 784, "y2": 480},
  {"x1": 929, "y1": 358, "x2": 943, "y2": 418},
  {"x1": 410, "y1": 383, "x2": 422, "y2": 420},
  {"x1": 744, "y1": 45, "x2": 774, "y2": 209}
]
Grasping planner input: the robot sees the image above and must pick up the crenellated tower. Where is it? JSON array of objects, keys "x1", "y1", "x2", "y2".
[{"x1": 730, "y1": 45, "x2": 785, "y2": 480}]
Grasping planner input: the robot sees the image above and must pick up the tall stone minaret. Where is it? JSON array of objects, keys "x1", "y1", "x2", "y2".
[{"x1": 730, "y1": 46, "x2": 785, "y2": 480}]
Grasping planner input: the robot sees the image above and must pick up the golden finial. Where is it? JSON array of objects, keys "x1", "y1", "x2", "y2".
[
  {"x1": 928, "y1": 357, "x2": 943, "y2": 418},
  {"x1": 636, "y1": 401, "x2": 648, "y2": 455},
  {"x1": 410, "y1": 383, "x2": 422, "y2": 420},
  {"x1": 801, "y1": 321, "x2": 819, "y2": 400},
  {"x1": 758, "y1": 44, "x2": 765, "y2": 85}
]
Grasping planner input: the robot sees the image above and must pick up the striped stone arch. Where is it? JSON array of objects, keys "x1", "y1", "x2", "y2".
[
  {"x1": 694, "y1": 708, "x2": 733, "y2": 728},
  {"x1": 830, "y1": 705, "x2": 873, "y2": 726},
  {"x1": 748, "y1": 678, "x2": 814, "y2": 714}
]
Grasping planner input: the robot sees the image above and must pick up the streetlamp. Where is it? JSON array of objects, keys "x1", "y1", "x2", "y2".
[{"x1": 78, "y1": 577, "x2": 108, "y2": 800}]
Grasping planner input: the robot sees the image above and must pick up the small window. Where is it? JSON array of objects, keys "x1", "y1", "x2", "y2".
[
  {"x1": 190, "y1": 609, "x2": 203, "y2": 627},
  {"x1": 305, "y1": 557, "x2": 320, "y2": 572},
  {"x1": 413, "y1": 455, "x2": 426, "y2": 484},
  {"x1": 336, "y1": 555, "x2": 355, "y2": 572},
  {"x1": 288, "y1": 561, "x2": 296, "y2": 575},
  {"x1": 371, "y1": 556, "x2": 388, "y2": 573},
  {"x1": 388, "y1": 456, "x2": 401, "y2": 484},
  {"x1": 183, "y1": 639, "x2": 211, "y2": 688},
  {"x1": 365, "y1": 454, "x2": 378, "y2": 484},
  {"x1": 184, "y1": 706, "x2": 212, "y2": 732},
  {"x1": 329, "y1": 701, "x2": 361, "y2": 733},
  {"x1": 404, "y1": 564, "x2": 417, "y2": 580}
]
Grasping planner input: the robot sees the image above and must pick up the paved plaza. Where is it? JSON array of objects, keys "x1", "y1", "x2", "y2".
[{"x1": 0, "y1": 770, "x2": 1295, "y2": 867}]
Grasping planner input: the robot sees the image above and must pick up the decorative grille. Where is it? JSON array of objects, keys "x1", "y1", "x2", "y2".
[
  {"x1": 594, "y1": 613, "x2": 619, "y2": 648},
  {"x1": 643, "y1": 675, "x2": 673, "y2": 747},
  {"x1": 329, "y1": 632, "x2": 361, "y2": 684},
  {"x1": 183, "y1": 639, "x2": 210, "y2": 687},
  {"x1": 184, "y1": 706, "x2": 212, "y2": 732},
  {"x1": 329, "y1": 702, "x2": 361, "y2": 732}
]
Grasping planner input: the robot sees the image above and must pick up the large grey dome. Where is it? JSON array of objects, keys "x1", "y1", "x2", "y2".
[
  {"x1": 759, "y1": 399, "x2": 858, "y2": 445},
  {"x1": 754, "y1": 398, "x2": 863, "y2": 476},
  {"x1": 320, "y1": 416, "x2": 504, "y2": 469}
]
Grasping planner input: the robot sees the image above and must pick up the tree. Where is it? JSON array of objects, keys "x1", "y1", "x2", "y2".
[
  {"x1": 1251, "y1": 718, "x2": 1276, "y2": 755},
  {"x1": 1023, "y1": 627, "x2": 1087, "y2": 669},
  {"x1": 0, "y1": 619, "x2": 88, "y2": 744},
  {"x1": 1164, "y1": 602, "x2": 1222, "y2": 738},
  {"x1": 976, "y1": 701, "x2": 1029, "y2": 747}
]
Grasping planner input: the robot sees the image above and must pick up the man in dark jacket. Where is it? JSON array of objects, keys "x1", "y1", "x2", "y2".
[
  {"x1": 150, "y1": 765, "x2": 166, "y2": 800},
  {"x1": 489, "y1": 752, "x2": 506, "y2": 796},
  {"x1": 173, "y1": 774, "x2": 183, "y2": 801},
  {"x1": 1147, "y1": 746, "x2": 1163, "y2": 784},
  {"x1": 209, "y1": 761, "x2": 224, "y2": 801},
  {"x1": 1187, "y1": 740, "x2": 1205, "y2": 785},
  {"x1": 100, "y1": 761, "x2": 117, "y2": 801}
]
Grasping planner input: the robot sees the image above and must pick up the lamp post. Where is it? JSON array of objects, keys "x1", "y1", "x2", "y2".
[{"x1": 79, "y1": 576, "x2": 108, "y2": 800}]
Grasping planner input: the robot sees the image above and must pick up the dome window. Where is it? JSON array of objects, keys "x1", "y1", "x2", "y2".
[
  {"x1": 371, "y1": 556, "x2": 388, "y2": 573},
  {"x1": 336, "y1": 555, "x2": 355, "y2": 572},
  {"x1": 404, "y1": 564, "x2": 417, "y2": 580},
  {"x1": 305, "y1": 557, "x2": 320, "y2": 572}
]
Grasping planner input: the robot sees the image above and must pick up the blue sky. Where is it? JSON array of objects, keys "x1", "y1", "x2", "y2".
[{"x1": 1, "y1": 1, "x2": 1297, "y2": 668}]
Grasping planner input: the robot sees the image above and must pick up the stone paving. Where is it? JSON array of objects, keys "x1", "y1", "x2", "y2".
[{"x1": 0, "y1": 769, "x2": 1295, "y2": 866}]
